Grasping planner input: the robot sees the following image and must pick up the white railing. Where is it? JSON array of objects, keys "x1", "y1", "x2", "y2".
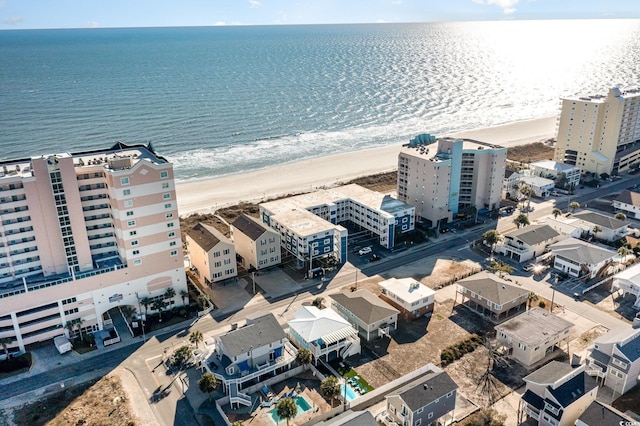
[
  {"x1": 104, "y1": 336, "x2": 121, "y2": 346},
  {"x1": 524, "y1": 406, "x2": 540, "y2": 420}
]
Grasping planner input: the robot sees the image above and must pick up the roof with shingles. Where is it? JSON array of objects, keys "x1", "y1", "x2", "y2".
[
  {"x1": 187, "y1": 222, "x2": 228, "y2": 252},
  {"x1": 504, "y1": 224, "x2": 561, "y2": 246},
  {"x1": 614, "y1": 189, "x2": 640, "y2": 207},
  {"x1": 548, "y1": 372, "x2": 598, "y2": 408},
  {"x1": 392, "y1": 370, "x2": 458, "y2": 411},
  {"x1": 330, "y1": 289, "x2": 399, "y2": 325},
  {"x1": 218, "y1": 313, "x2": 285, "y2": 358},
  {"x1": 573, "y1": 211, "x2": 627, "y2": 230},
  {"x1": 550, "y1": 237, "x2": 616, "y2": 265},
  {"x1": 457, "y1": 271, "x2": 528, "y2": 305},
  {"x1": 496, "y1": 308, "x2": 573, "y2": 347},
  {"x1": 577, "y1": 401, "x2": 636, "y2": 425},
  {"x1": 231, "y1": 214, "x2": 270, "y2": 241},
  {"x1": 524, "y1": 361, "x2": 575, "y2": 385}
]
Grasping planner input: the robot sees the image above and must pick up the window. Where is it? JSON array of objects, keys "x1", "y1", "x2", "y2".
[
  {"x1": 215, "y1": 261, "x2": 221, "y2": 267},
  {"x1": 417, "y1": 408, "x2": 423, "y2": 414},
  {"x1": 123, "y1": 189, "x2": 131, "y2": 196},
  {"x1": 160, "y1": 171, "x2": 169, "y2": 179},
  {"x1": 167, "y1": 222, "x2": 174, "y2": 228},
  {"x1": 127, "y1": 220, "x2": 136, "y2": 227},
  {"x1": 120, "y1": 177, "x2": 130, "y2": 185},
  {"x1": 124, "y1": 200, "x2": 133, "y2": 208},
  {"x1": 166, "y1": 213, "x2": 173, "y2": 219},
  {"x1": 169, "y1": 241, "x2": 176, "y2": 247},
  {"x1": 170, "y1": 250, "x2": 178, "y2": 256},
  {"x1": 163, "y1": 193, "x2": 171, "y2": 200},
  {"x1": 214, "y1": 252, "x2": 220, "y2": 258},
  {"x1": 168, "y1": 231, "x2": 175, "y2": 238},
  {"x1": 133, "y1": 259, "x2": 142, "y2": 266},
  {"x1": 428, "y1": 412, "x2": 433, "y2": 419},
  {"x1": 223, "y1": 248, "x2": 230, "y2": 255},
  {"x1": 126, "y1": 211, "x2": 134, "y2": 217},
  {"x1": 162, "y1": 182, "x2": 169, "y2": 189},
  {"x1": 62, "y1": 297, "x2": 77, "y2": 305},
  {"x1": 131, "y1": 240, "x2": 139, "y2": 246},
  {"x1": 132, "y1": 250, "x2": 140, "y2": 255},
  {"x1": 129, "y1": 231, "x2": 137, "y2": 236},
  {"x1": 415, "y1": 420, "x2": 422, "y2": 426},
  {"x1": 164, "y1": 203, "x2": 171, "y2": 209}
]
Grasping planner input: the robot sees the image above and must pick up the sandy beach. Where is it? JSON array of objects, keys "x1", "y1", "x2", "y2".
[{"x1": 176, "y1": 115, "x2": 557, "y2": 215}]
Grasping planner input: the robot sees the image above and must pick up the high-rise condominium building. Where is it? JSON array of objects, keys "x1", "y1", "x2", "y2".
[
  {"x1": 398, "y1": 135, "x2": 506, "y2": 227},
  {"x1": 554, "y1": 87, "x2": 640, "y2": 175},
  {"x1": 0, "y1": 143, "x2": 186, "y2": 352}
]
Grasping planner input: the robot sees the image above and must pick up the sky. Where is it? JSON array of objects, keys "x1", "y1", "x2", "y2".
[{"x1": 0, "y1": 0, "x2": 638, "y2": 29}]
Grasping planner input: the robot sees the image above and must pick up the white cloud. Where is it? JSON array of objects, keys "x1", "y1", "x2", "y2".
[
  {"x1": 214, "y1": 21, "x2": 227, "y2": 26},
  {"x1": 249, "y1": 0, "x2": 261, "y2": 8},
  {"x1": 473, "y1": 0, "x2": 519, "y2": 14},
  {"x1": 85, "y1": 21, "x2": 101, "y2": 28},
  {"x1": 3, "y1": 16, "x2": 22, "y2": 25}
]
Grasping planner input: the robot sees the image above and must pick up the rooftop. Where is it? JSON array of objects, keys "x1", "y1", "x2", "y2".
[
  {"x1": 270, "y1": 208, "x2": 345, "y2": 237},
  {"x1": 457, "y1": 271, "x2": 528, "y2": 305},
  {"x1": 524, "y1": 361, "x2": 575, "y2": 385},
  {"x1": 391, "y1": 370, "x2": 458, "y2": 411},
  {"x1": 613, "y1": 262, "x2": 640, "y2": 284},
  {"x1": 231, "y1": 214, "x2": 270, "y2": 241},
  {"x1": 496, "y1": 307, "x2": 573, "y2": 347},
  {"x1": 504, "y1": 224, "x2": 561, "y2": 246},
  {"x1": 577, "y1": 401, "x2": 636, "y2": 425},
  {"x1": 520, "y1": 175, "x2": 555, "y2": 187},
  {"x1": 548, "y1": 371, "x2": 598, "y2": 409},
  {"x1": 330, "y1": 289, "x2": 399, "y2": 325},
  {"x1": 614, "y1": 189, "x2": 640, "y2": 207},
  {"x1": 550, "y1": 237, "x2": 616, "y2": 265},
  {"x1": 217, "y1": 312, "x2": 286, "y2": 359},
  {"x1": 288, "y1": 306, "x2": 357, "y2": 344},
  {"x1": 187, "y1": 223, "x2": 229, "y2": 252},
  {"x1": 530, "y1": 160, "x2": 579, "y2": 172},
  {"x1": 400, "y1": 136, "x2": 506, "y2": 161},
  {"x1": 378, "y1": 277, "x2": 436, "y2": 304},
  {"x1": 573, "y1": 211, "x2": 627, "y2": 230}
]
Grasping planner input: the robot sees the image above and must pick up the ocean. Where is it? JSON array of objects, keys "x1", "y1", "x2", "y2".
[{"x1": 1, "y1": 20, "x2": 639, "y2": 183}]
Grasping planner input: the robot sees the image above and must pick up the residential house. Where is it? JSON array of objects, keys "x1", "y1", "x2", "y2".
[
  {"x1": 287, "y1": 306, "x2": 360, "y2": 364},
  {"x1": 519, "y1": 362, "x2": 598, "y2": 426},
  {"x1": 378, "y1": 277, "x2": 436, "y2": 320},
  {"x1": 529, "y1": 160, "x2": 581, "y2": 191},
  {"x1": 584, "y1": 325, "x2": 640, "y2": 395},
  {"x1": 503, "y1": 169, "x2": 522, "y2": 200},
  {"x1": 496, "y1": 224, "x2": 563, "y2": 262},
  {"x1": 316, "y1": 410, "x2": 376, "y2": 425},
  {"x1": 612, "y1": 262, "x2": 640, "y2": 309},
  {"x1": 385, "y1": 368, "x2": 458, "y2": 426},
  {"x1": 613, "y1": 189, "x2": 640, "y2": 219},
  {"x1": 206, "y1": 312, "x2": 296, "y2": 407},
  {"x1": 456, "y1": 271, "x2": 529, "y2": 323},
  {"x1": 541, "y1": 217, "x2": 583, "y2": 239},
  {"x1": 549, "y1": 238, "x2": 617, "y2": 279},
  {"x1": 519, "y1": 175, "x2": 556, "y2": 198},
  {"x1": 230, "y1": 214, "x2": 281, "y2": 271},
  {"x1": 572, "y1": 211, "x2": 628, "y2": 243},
  {"x1": 186, "y1": 223, "x2": 237, "y2": 284},
  {"x1": 576, "y1": 401, "x2": 638, "y2": 426},
  {"x1": 495, "y1": 307, "x2": 573, "y2": 367},
  {"x1": 329, "y1": 289, "x2": 399, "y2": 341}
]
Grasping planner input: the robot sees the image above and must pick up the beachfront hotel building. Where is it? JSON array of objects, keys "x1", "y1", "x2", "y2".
[
  {"x1": 259, "y1": 184, "x2": 414, "y2": 267},
  {"x1": 397, "y1": 134, "x2": 506, "y2": 227},
  {"x1": 554, "y1": 87, "x2": 640, "y2": 175},
  {"x1": 0, "y1": 143, "x2": 186, "y2": 352}
]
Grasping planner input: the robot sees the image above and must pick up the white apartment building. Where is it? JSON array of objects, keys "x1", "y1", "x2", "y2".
[
  {"x1": 529, "y1": 160, "x2": 581, "y2": 190},
  {"x1": 0, "y1": 143, "x2": 186, "y2": 352},
  {"x1": 230, "y1": 214, "x2": 281, "y2": 271},
  {"x1": 187, "y1": 223, "x2": 237, "y2": 284},
  {"x1": 398, "y1": 134, "x2": 506, "y2": 227},
  {"x1": 554, "y1": 87, "x2": 640, "y2": 175},
  {"x1": 260, "y1": 184, "x2": 414, "y2": 266}
]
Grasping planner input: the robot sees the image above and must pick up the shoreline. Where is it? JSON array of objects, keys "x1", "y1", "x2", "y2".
[{"x1": 175, "y1": 115, "x2": 557, "y2": 215}]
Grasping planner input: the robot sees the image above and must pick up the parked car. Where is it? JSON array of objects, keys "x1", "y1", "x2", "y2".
[
  {"x1": 369, "y1": 254, "x2": 381, "y2": 262},
  {"x1": 523, "y1": 263, "x2": 535, "y2": 272},
  {"x1": 358, "y1": 247, "x2": 372, "y2": 256}
]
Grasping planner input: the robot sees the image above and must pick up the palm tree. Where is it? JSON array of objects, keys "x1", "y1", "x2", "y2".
[
  {"x1": 164, "y1": 286, "x2": 176, "y2": 301},
  {"x1": 615, "y1": 212, "x2": 627, "y2": 221},
  {"x1": 154, "y1": 299, "x2": 168, "y2": 320},
  {"x1": 617, "y1": 245, "x2": 632, "y2": 263},
  {"x1": 552, "y1": 208, "x2": 562, "y2": 219},
  {"x1": 189, "y1": 330, "x2": 203, "y2": 348},
  {"x1": 517, "y1": 182, "x2": 533, "y2": 213},
  {"x1": 140, "y1": 297, "x2": 151, "y2": 318},
  {"x1": 180, "y1": 289, "x2": 189, "y2": 307},
  {"x1": 320, "y1": 376, "x2": 341, "y2": 406},
  {"x1": 295, "y1": 348, "x2": 312, "y2": 370},
  {"x1": 65, "y1": 320, "x2": 76, "y2": 339},
  {"x1": 513, "y1": 213, "x2": 530, "y2": 229},
  {"x1": 482, "y1": 230, "x2": 502, "y2": 261},
  {"x1": 121, "y1": 305, "x2": 136, "y2": 322},
  {"x1": 0, "y1": 337, "x2": 12, "y2": 359},
  {"x1": 569, "y1": 201, "x2": 580, "y2": 213},
  {"x1": 172, "y1": 345, "x2": 193, "y2": 369},
  {"x1": 198, "y1": 372, "x2": 218, "y2": 402},
  {"x1": 198, "y1": 293, "x2": 209, "y2": 309},
  {"x1": 276, "y1": 397, "x2": 297, "y2": 425},
  {"x1": 592, "y1": 225, "x2": 602, "y2": 239},
  {"x1": 74, "y1": 318, "x2": 86, "y2": 341}
]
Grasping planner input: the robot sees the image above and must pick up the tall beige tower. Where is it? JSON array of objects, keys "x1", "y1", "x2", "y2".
[{"x1": 554, "y1": 87, "x2": 640, "y2": 175}]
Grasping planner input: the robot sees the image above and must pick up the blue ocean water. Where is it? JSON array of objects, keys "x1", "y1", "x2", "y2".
[{"x1": 1, "y1": 20, "x2": 639, "y2": 182}]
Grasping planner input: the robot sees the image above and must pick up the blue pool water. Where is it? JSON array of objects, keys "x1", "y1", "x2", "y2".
[
  {"x1": 269, "y1": 396, "x2": 312, "y2": 424},
  {"x1": 340, "y1": 383, "x2": 358, "y2": 401}
]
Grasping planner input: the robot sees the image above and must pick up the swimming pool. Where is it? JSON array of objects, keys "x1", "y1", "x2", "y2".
[
  {"x1": 268, "y1": 396, "x2": 312, "y2": 424},
  {"x1": 340, "y1": 383, "x2": 358, "y2": 401}
]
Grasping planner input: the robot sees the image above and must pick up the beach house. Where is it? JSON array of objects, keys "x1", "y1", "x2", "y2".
[
  {"x1": 613, "y1": 189, "x2": 640, "y2": 219},
  {"x1": 529, "y1": 160, "x2": 581, "y2": 191},
  {"x1": 0, "y1": 143, "x2": 186, "y2": 353},
  {"x1": 287, "y1": 305, "x2": 360, "y2": 364},
  {"x1": 455, "y1": 271, "x2": 529, "y2": 323},
  {"x1": 495, "y1": 307, "x2": 573, "y2": 367},
  {"x1": 502, "y1": 169, "x2": 522, "y2": 200},
  {"x1": 576, "y1": 401, "x2": 638, "y2": 426},
  {"x1": 519, "y1": 362, "x2": 598, "y2": 426},
  {"x1": 378, "y1": 277, "x2": 436, "y2": 320},
  {"x1": 495, "y1": 224, "x2": 562, "y2": 263},
  {"x1": 611, "y1": 262, "x2": 640, "y2": 309},
  {"x1": 572, "y1": 211, "x2": 628, "y2": 243},
  {"x1": 549, "y1": 237, "x2": 617, "y2": 279},
  {"x1": 230, "y1": 214, "x2": 281, "y2": 271},
  {"x1": 186, "y1": 223, "x2": 237, "y2": 284},
  {"x1": 329, "y1": 289, "x2": 399, "y2": 341}
]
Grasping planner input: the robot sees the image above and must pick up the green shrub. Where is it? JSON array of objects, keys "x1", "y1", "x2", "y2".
[{"x1": 538, "y1": 301, "x2": 546, "y2": 308}]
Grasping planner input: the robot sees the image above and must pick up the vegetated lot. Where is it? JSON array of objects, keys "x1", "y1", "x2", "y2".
[
  {"x1": 506, "y1": 141, "x2": 555, "y2": 163},
  {"x1": 344, "y1": 170, "x2": 397, "y2": 193},
  {"x1": 12, "y1": 374, "x2": 136, "y2": 426},
  {"x1": 583, "y1": 279, "x2": 638, "y2": 322}
]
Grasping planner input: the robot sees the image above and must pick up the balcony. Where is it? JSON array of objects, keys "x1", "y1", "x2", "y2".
[{"x1": 524, "y1": 405, "x2": 540, "y2": 421}]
